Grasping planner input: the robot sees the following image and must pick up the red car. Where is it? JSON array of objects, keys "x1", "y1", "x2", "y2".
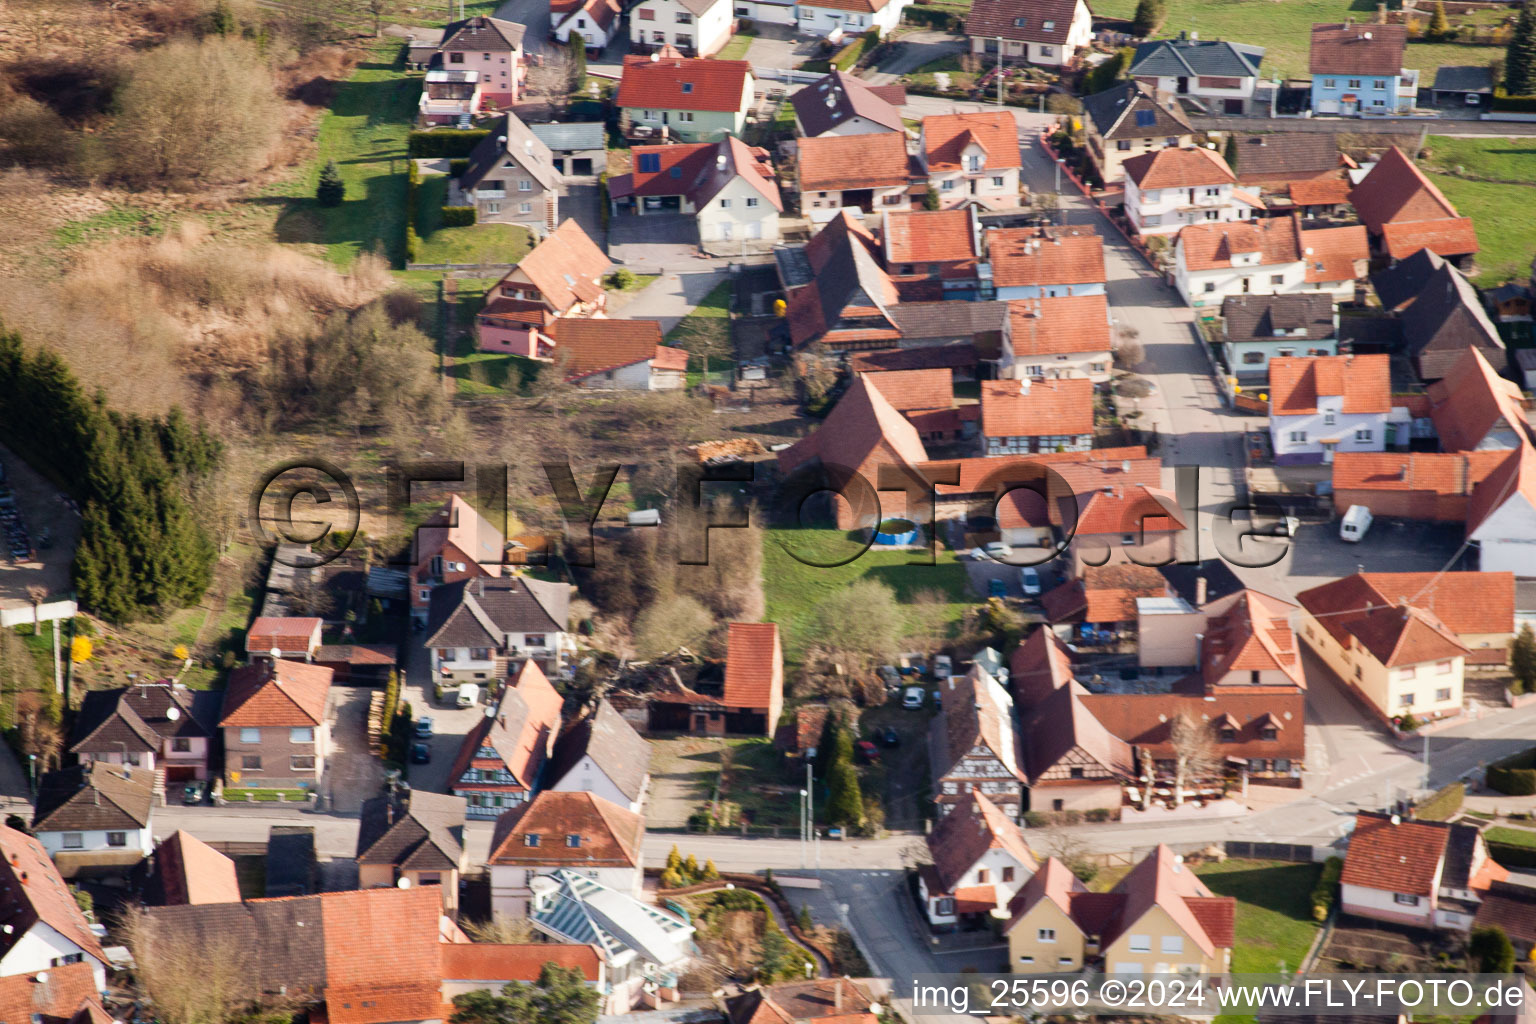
[{"x1": 855, "y1": 740, "x2": 880, "y2": 763}]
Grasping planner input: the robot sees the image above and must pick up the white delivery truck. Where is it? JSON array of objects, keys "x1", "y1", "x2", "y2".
[{"x1": 1339, "y1": 505, "x2": 1373, "y2": 543}]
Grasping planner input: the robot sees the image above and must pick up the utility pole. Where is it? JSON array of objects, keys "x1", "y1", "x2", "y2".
[
  {"x1": 997, "y1": 38, "x2": 1005, "y2": 107},
  {"x1": 1422, "y1": 732, "x2": 1430, "y2": 792}
]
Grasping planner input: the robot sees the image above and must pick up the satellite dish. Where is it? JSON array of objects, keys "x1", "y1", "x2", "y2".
[
  {"x1": 35, "y1": 971, "x2": 48, "y2": 983},
  {"x1": 165, "y1": 707, "x2": 181, "y2": 722},
  {"x1": 484, "y1": 705, "x2": 497, "y2": 718},
  {"x1": 269, "y1": 647, "x2": 282, "y2": 660},
  {"x1": 397, "y1": 877, "x2": 412, "y2": 889}
]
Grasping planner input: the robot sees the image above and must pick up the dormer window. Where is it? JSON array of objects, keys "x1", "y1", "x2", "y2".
[
  {"x1": 682, "y1": 82, "x2": 694, "y2": 93},
  {"x1": 1013, "y1": 16, "x2": 1026, "y2": 26},
  {"x1": 1219, "y1": 727, "x2": 1236, "y2": 742},
  {"x1": 1261, "y1": 727, "x2": 1278, "y2": 740},
  {"x1": 524, "y1": 834, "x2": 541, "y2": 847},
  {"x1": 1043, "y1": 19, "x2": 1055, "y2": 29}
]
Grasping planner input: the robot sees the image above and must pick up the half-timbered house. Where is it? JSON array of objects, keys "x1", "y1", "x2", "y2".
[
  {"x1": 447, "y1": 660, "x2": 564, "y2": 819},
  {"x1": 928, "y1": 665, "x2": 1026, "y2": 820}
]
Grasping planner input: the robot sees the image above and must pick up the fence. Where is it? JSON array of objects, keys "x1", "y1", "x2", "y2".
[
  {"x1": 1226, "y1": 840, "x2": 1335, "y2": 862},
  {"x1": 406, "y1": 262, "x2": 517, "y2": 272}
]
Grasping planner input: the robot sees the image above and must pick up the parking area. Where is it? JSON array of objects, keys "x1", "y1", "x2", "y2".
[
  {"x1": 323, "y1": 687, "x2": 386, "y2": 814},
  {"x1": 743, "y1": 26, "x2": 820, "y2": 73},
  {"x1": 1283, "y1": 520, "x2": 1468, "y2": 593},
  {"x1": 0, "y1": 443, "x2": 77, "y2": 610},
  {"x1": 607, "y1": 212, "x2": 701, "y2": 270},
  {"x1": 398, "y1": 639, "x2": 493, "y2": 794},
  {"x1": 959, "y1": 547, "x2": 1056, "y2": 600}
]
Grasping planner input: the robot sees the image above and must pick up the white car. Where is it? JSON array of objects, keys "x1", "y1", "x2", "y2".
[
  {"x1": 902, "y1": 686, "x2": 925, "y2": 710},
  {"x1": 933, "y1": 654, "x2": 953, "y2": 680},
  {"x1": 984, "y1": 541, "x2": 1012, "y2": 560},
  {"x1": 1020, "y1": 567, "x2": 1041, "y2": 595}
]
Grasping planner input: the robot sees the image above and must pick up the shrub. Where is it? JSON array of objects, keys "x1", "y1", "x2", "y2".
[
  {"x1": 1492, "y1": 87, "x2": 1536, "y2": 112},
  {"x1": 0, "y1": 93, "x2": 69, "y2": 168},
  {"x1": 439, "y1": 206, "x2": 476, "y2": 227},
  {"x1": 448, "y1": 158, "x2": 470, "y2": 177},
  {"x1": 659, "y1": 867, "x2": 685, "y2": 888},
  {"x1": 1471, "y1": 925, "x2": 1516, "y2": 973},
  {"x1": 407, "y1": 129, "x2": 491, "y2": 158},
  {"x1": 609, "y1": 267, "x2": 636, "y2": 289},
  {"x1": 1488, "y1": 747, "x2": 1536, "y2": 795},
  {"x1": 1311, "y1": 856, "x2": 1343, "y2": 922}
]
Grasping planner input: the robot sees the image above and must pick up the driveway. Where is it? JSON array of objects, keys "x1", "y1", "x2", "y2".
[
  {"x1": 743, "y1": 25, "x2": 820, "y2": 75},
  {"x1": 607, "y1": 212, "x2": 701, "y2": 270},
  {"x1": 864, "y1": 30, "x2": 967, "y2": 85},
  {"x1": 612, "y1": 268, "x2": 728, "y2": 334},
  {"x1": 322, "y1": 686, "x2": 385, "y2": 815},
  {"x1": 563, "y1": 180, "x2": 606, "y2": 252},
  {"x1": 400, "y1": 637, "x2": 493, "y2": 795}
]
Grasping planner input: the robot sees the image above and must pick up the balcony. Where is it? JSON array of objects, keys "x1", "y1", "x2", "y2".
[
  {"x1": 1398, "y1": 68, "x2": 1420, "y2": 95},
  {"x1": 476, "y1": 189, "x2": 507, "y2": 199}
]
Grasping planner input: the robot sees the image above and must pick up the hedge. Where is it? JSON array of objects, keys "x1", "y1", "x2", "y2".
[
  {"x1": 1488, "y1": 746, "x2": 1536, "y2": 796},
  {"x1": 1492, "y1": 88, "x2": 1536, "y2": 112},
  {"x1": 439, "y1": 206, "x2": 476, "y2": 227},
  {"x1": 1487, "y1": 841, "x2": 1536, "y2": 869},
  {"x1": 1414, "y1": 781, "x2": 1465, "y2": 821},
  {"x1": 831, "y1": 30, "x2": 878, "y2": 72},
  {"x1": 407, "y1": 129, "x2": 491, "y2": 158},
  {"x1": 1310, "y1": 855, "x2": 1343, "y2": 921},
  {"x1": 448, "y1": 158, "x2": 469, "y2": 177},
  {"x1": 903, "y1": 5, "x2": 962, "y2": 30}
]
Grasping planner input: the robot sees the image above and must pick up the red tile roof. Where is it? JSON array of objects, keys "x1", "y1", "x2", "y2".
[
  {"x1": 1073, "y1": 484, "x2": 1186, "y2": 537},
  {"x1": 479, "y1": 297, "x2": 554, "y2": 328},
  {"x1": 1267, "y1": 354, "x2": 1390, "y2": 415},
  {"x1": 487, "y1": 790, "x2": 644, "y2": 867},
  {"x1": 1108, "y1": 845, "x2": 1231, "y2": 958},
  {"x1": 1177, "y1": 215, "x2": 1301, "y2": 271},
  {"x1": 778, "y1": 374, "x2": 930, "y2": 481},
  {"x1": 544, "y1": 318, "x2": 687, "y2": 381},
  {"x1": 1309, "y1": 22, "x2": 1407, "y2": 74},
  {"x1": 0, "y1": 963, "x2": 103, "y2": 1024},
  {"x1": 1078, "y1": 691, "x2": 1306, "y2": 762},
  {"x1": 797, "y1": 131, "x2": 911, "y2": 191},
  {"x1": 1009, "y1": 625, "x2": 1075, "y2": 708},
  {"x1": 617, "y1": 55, "x2": 752, "y2": 112},
  {"x1": 155, "y1": 829, "x2": 242, "y2": 906},
  {"x1": 883, "y1": 209, "x2": 977, "y2": 266},
  {"x1": 1380, "y1": 217, "x2": 1480, "y2": 260},
  {"x1": 1288, "y1": 177, "x2": 1354, "y2": 206},
  {"x1": 220, "y1": 659, "x2": 332, "y2": 728},
  {"x1": 1042, "y1": 564, "x2": 1168, "y2": 624},
  {"x1": 922, "y1": 111, "x2": 1021, "y2": 171},
  {"x1": 861, "y1": 368, "x2": 954, "y2": 412},
  {"x1": 1331, "y1": 603, "x2": 1469, "y2": 667},
  {"x1": 1300, "y1": 225, "x2": 1370, "y2": 283},
  {"x1": 501, "y1": 219, "x2": 609, "y2": 313},
  {"x1": 439, "y1": 942, "x2": 602, "y2": 982},
  {"x1": 1298, "y1": 571, "x2": 1513, "y2": 642},
  {"x1": 988, "y1": 228, "x2": 1106, "y2": 287},
  {"x1": 1341, "y1": 811, "x2": 1447, "y2": 896},
  {"x1": 724, "y1": 622, "x2": 782, "y2": 711},
  {"x1": 979, "y1": 378, "x2": 1093, "y2": 436},
  {"x1": 965, "y1": 0, "x2": 1085, "y2": 44},
  {"x1": 613, "y1": 137, "x2": 781, "y2": 211},
  {"x1": 1427, "y1": 345, "x2": 1532, "y2": 453},
  {"x1": 1332, "y1": 450, "x2": 1508, "y2": 508},
  {"x1": 448, "y1": 659, "x2": 564, "y2": 792},
  {"x1": 1122, "y1": 147, "x2": 1235, "y2": 190},
  {"x1": 320, "y1": 887, "x2": 445, "y2": 1024},
  {"x1": 246, "y1": 616, "x2": 322, "y2": 654},
  {"x1": 1199, "y1": 589, "x2": 1303, "y2": 689},
  {"x1": 1008, "y1": 295, "x2": 1112, "y2": 358}
]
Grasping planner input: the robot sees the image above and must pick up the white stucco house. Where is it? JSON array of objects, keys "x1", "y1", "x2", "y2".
[
  {"x1": 32, "y1": 763, "x2": 155, "y2": 859},
  {"x1": 631, "y1": 0, "x2": 733, "y2": 53},
  {"x1": 964, "y1": 0, "x2": 1094, "y2": 67},
  {"x1": 1174, "y1": 216, "x2": 1370, "y2": 309},
  {"x1": 608, "y1": 136, "x2": 783, "y2": 246},
  {"x1": 1127, "y1": 36, "x2": 1268, "y2": 116},
  {"x1": 487, "y1": 791, "x2": 645, "y2": 918},
  {"x1": 1122, "y1": 146, "x2": 1261, "y2": 236},
  {"x1": 796, "y1": 0, "x2": 909, "y2": 38},
  {"x1": 1267, "y1": 354, "x2": 1392, "y2": 466},
  {"x1": 918, "y1": 791, "x2": 1038, "y2": 929},
  {"x1": 546, "y1": 699, "x2": 652, "y2": 814},
  {"x1": 1468, "y1": 444, "x2": 1536, "y2": 578},
  {"x1": 553, "y1": 0, "x2": 624, "y2": 50},
  {"x1": 0, "y1": 826, "x2": 108, "y2": 988}
]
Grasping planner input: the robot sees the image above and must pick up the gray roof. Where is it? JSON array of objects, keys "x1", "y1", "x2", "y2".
[
  {"x1": 888, "y1": 300, "x2": 1009, "y2": 340},
  {"x1": 441, "y1": 15, "x2": 526, "y2": 52},
  {"x1": 356, "y1": 791, "x2": 466, "y2": 871},
  {"x1": 547, "y1": 700, "x2": 652, "y2": 804},
  {"x1": 1370, "y1": 247, "x2": 1445, "y2": 311},
  {"x1": 266, "y1": 826, "x2": 316, "y2": 898},
  {"x1": 461, "y1": 112, "x2": 559, "y2": 193},
  {"x1": 1228, "y1": 133, "x2": 1342, "y2": 180},
  {"x1": 531, "y1": 869, "x2": 693, "y2": 968},
  {"x1": 1221, "y1": 294, "x2": 1335, "y2": 344},
  {"x1": 70, "y1": 684, "x2": 211, "y2": 756},
  {"x1": 790, "y1": 70, "x2": 905, "y2": 136},
  {"x1": 141, "y1": 898, "x2": 327, "y2": 1003},
  {"x1": 1398, "y1": 262, "x2": 1506, "y2": 379},
  {"x1": 1081, "y1": 80, "x2": 1194, "y2": 141},
  {"x1": 1432, "y1": 64, "x2": 1494, "y2": 93},
  {"x1": 33, "y1": 763, "x2": 154, "y2": 832},
  {"x1": 529, "y1": 121, "x2": 608, "y2": 153},
  {"x1": 425, "y1": 575, "x2": 569, "y2": 648},
  {"x1": 1130, "y1": 37, "x2": 1265, "y2": 79}
]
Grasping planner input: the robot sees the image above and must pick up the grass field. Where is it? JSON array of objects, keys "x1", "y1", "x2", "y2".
[
  {"x1": 717, "y1": 24, "x2": 759, "y2": 61},
  {"x1": 412, "y1": 175, "x2": 536, "y2": 266},
  {"x1": 1088, "y1": 0, "x2": 1500, "y2": 80},
  {"x1": 763, "y1": 528, "x2": 974, "y2": 660},
  {"x1": 1422, "y1": 136, "x2": 1536, "y2": 183},
  {"x1": 271, "y1": 47, "x2": 419, "y2": 268},
  {"x1": 1194, "y1": 859, "x2": 1322, "y2": 974},
  {"x1": 1427, "y1": 174, "x2": 1536, "y2": 287},
  {"x1": 1485, "y1": 826, "x2": 1536, "y2": 848}
]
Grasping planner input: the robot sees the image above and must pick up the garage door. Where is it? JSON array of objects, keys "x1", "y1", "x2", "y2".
[
  {"x1": 164, "y1": 766, "x2": 196, "y2": 782},
  {"x1": 1113, "y1": 963, "x2": 1143, "y2": 975}
]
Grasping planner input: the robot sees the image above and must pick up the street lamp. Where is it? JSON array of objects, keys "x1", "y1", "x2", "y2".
[
  {"x1": 799, "y1": 788, "x2": 808, "y2": 869},
  {"x1": 27, "y1": 754, "x2": 35, "y2": 796},
  {"x1": 1054, "y1": 157, "x2": 1064, "y2": 193}
]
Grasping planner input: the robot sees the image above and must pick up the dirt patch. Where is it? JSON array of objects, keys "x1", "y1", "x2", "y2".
[
  {"x1": 646, "y1": 736, "x2": 728, "y2": 827},
  {"x1": 1317, "y1": 913, "x2": 1467, "y2": 972}
]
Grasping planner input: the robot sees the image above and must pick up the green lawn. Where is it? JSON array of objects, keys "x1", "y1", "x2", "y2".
[
  {"x1": 1427, "y1": 173, "x2": 1536, "y2": 286},
  {"x1": 1422, "y1": 136, "x2": 1536, "y2": 183},
  {"x1": 270, "y1": 47, "x2": 419, "y2": 268},
  {"x1": 716, "y1": 24, "x2": 759, "y2": 61},
  {"x1": 610, "y1": 272, "x2": 660, "y2": 294},
  {"x1": 1194, "y1": 859, "x2": 1322, "y2": 975},
  {"x1": 448, "y1": 331, "x2": 544, "y2": 396},
  {"x1": 1090, "y1": 0, "x2": 1500, "y2": 80},
  {"x1": 763, "y1": 527, "x2": 973, "y2": 661},
  {"x1": 1485, "y1": 826, "x2": 1536, "y2": 848},
  {"x1": 666, "y1": 279, "x2": 734, "y2": 374},
  {"x1": 412, "y1": 174, "x2": 536, "y2": 266}
]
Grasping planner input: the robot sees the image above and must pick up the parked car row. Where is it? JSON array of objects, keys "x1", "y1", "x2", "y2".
[{"x1": 0, "y1": 469, "x2": 39, "y2": 563}]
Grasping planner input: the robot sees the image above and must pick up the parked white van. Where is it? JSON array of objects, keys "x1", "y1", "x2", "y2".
[
  {"x1": 1340, "y1": 505, "x2": 1373, "y2": 543},
  {"x1": 456, "y1": 682, "x2": 481, "y2": 708}
]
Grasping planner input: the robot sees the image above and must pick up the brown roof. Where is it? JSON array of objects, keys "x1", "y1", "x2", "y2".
[
  {"x1": 964, "y1": 0, "x2": 1083, "y2": 43},
  {"x1": 1268, "y1": 354, "x2": 1390, "y2": 415},
  {"x1": 1042, "y1": 564, "x2": 1168, "y2": 624},
  {"x1": 1010, "y1": 625, "x2": 1076, "y2": 708},
  {"x1": 487, "y1": 790, "x2": 644, "y2": 868},
  {"x1": 1473, "y1": 882, "x2": 1536, "y2": 946},
  {"x1": 1332, "y1": 450, "x2": 1507, "y2": 504},
  {"x1": 1123, "y1": 147, "x2": 1235, "y2": 190},
  {"x1": 0, "y1": 963, "x2": 104, "y2": 1024},
  {"x1": 1298, "y1": 571, "x2": 1513, "y2": 641},
  {"x1": 355, "y1": 791, "x2": 466, "y2": 872},
  {"x1": 1021, "y1": 680, "x2": 1136, "y2": 782},
  {"x1": 988, "y1": 228, "x2": 1105, "y2": 288},
  {"x1": 790, "y1": 69, "x2": 904, "y2": 135},
  {"x1": 1288, "y1": 177, "x2": 1354, "y2": 206},
  {"x1": 545, "y1": 318, "x2": 687, "y2": 381},
  {"x1": 1008, "y1": 295, "x2": 1112, "y2": 358},
  {"x1": 617, "y1": 55, "x2": 752, "y2": 112},
  {"x1": 1381, "y1": 218, "x2": 1480, "y2": 260},
  {"x1": 439, "y1": 942, "x2": 603, "y2": 983},
  {"x1": 1177, "y1": 215, "x2": 1302, "y2": 271},
  {"x1": 1426, "y1": 345, "x2": 1532, "y2": 452},
  {"x1": 1078, "y1": 690, "x2": 1306, "y2": 762},
  {"x1": 154, "y1": 829, "x2": 242, "y2": 906},
  {"x1": 1229, "y1": 132, "x2": 1349, "y2": 183},
  {"x1": 979, "y1": 378, "x2": 1093, "y2": 437},
  {"x1": 725, "y1": 979, "x2": 881, "y2": 1024},
  {"x1": 1348, "y1": 147, "x2": 1462, "y2": 234},
  {"x1": 220, "y1": 659, "x2": 332, "y2": 728},
  {"x1": 777, "y1": 374, "x2": 929, "y2": 480},
  {"x1": 798, "y1": 131, "x2": 911, "y2": 191},
  {"x1": 1309, "y1": 22, "x2": 1407, "y2": 75},
  {"x1": 448, "y1": 659, "x2": 564, "y2": 792},
  {"x1": 926, "y1": 791, "x2": 1038, "y2": 894},
  {"x1": 1334, "y1": 604, "x2": 1469, "y2": 667},
  {"x1": 883, "y1": 209, "x2": 977, "y2": 266},
  {"x1": 931, "y1": 668, "x2": 1024, "y2": 784},
  {"x1": 546, "y1": 699, "x2": 651, "y2": 805},
  {"x1": 923, "y1": 111, "x2": 1021, "y2": 171},
  {"x1": 861, "y1": 368, "x2": 954, "y2": 412},
  {"x1": 848, "y1": 344, "x2": 978, "y2": 373},
  {"x1": 723, "y1": 622, "x2": 784, "y2": 711},
  {"x1": 0, "y1": 825, "x2": 107, "y2": 966},
  {"x1": 503, "y1": 219, "x2": 609, "y2": 313},
  {"x1": 1340, "y1": 811, "x2": 1448, "y2": 896},
  {"x1": 1301, "y1": 225, "x2": 1370, "y2": 283},
  {"x1": 246, "y1": 616, "x2": 322, "y2": 654},
  {"x1": 479, "y1": 297, "x2": 555, "y2": 328},
  {"x1": 34, "y1": 762, "x2": 154, "y2": 832}
]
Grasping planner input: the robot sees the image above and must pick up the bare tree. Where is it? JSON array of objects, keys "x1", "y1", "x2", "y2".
[
  {"x1": 1114, "y1": 336, "x2": 1145, "y2": 370},
  {"x1": 1139, "y1": 745, "x2": 1155, "y2": 811},
  {"x1": 1037, "y1": 821, "x2": 1098, "y2": 883},
  {"x1": 1169, "y1": 712, "x2": 1220, "y2": 806},
  {"x1": 119, "y1": 905, "x2": 268, "y2": 1024},
  {"x1": 520, "y1": 49, "x2": 574, "y2": 117},
  {"x1": 463, "y1": 914, "x2": 539, "y2": 943}
]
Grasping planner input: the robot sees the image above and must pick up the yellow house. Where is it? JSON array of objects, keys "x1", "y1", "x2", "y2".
[
  {"x1": 1005, "y1": 846, "x2": 1234, "y2": 976},
  {"x1": 1294, "y1": 586, "x2": 1469, "y2": 724}
]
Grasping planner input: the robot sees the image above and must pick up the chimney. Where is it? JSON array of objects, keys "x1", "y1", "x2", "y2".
[
  {"x1": 1195, "y1": 576, "x2": 1207, "y2": 605},
  {"x1": 1121, "y1": 459, "x2": 1131, "y2": 474},
  {"x1": 835, "y1": 981, "x2": 844, "y2": 1012}
]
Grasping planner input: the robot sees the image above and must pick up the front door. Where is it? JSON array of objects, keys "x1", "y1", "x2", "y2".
[{"x1": 1176, "y1": 76, "x2": 1189, "y2": 93}]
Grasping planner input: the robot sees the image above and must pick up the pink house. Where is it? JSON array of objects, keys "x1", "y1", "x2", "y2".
[
  {"x1": 438, "y1": 17, "x2": 527, "y2": 108},
  {"x1": 477, "y1": 298, "x2": 557, "y2": 357},
  {"x1": 411, "y1": 494, "x2": 507, "y2": 624},
  {"x1": 475, "y1": 220, "x2": 610, "y2": 354}
]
